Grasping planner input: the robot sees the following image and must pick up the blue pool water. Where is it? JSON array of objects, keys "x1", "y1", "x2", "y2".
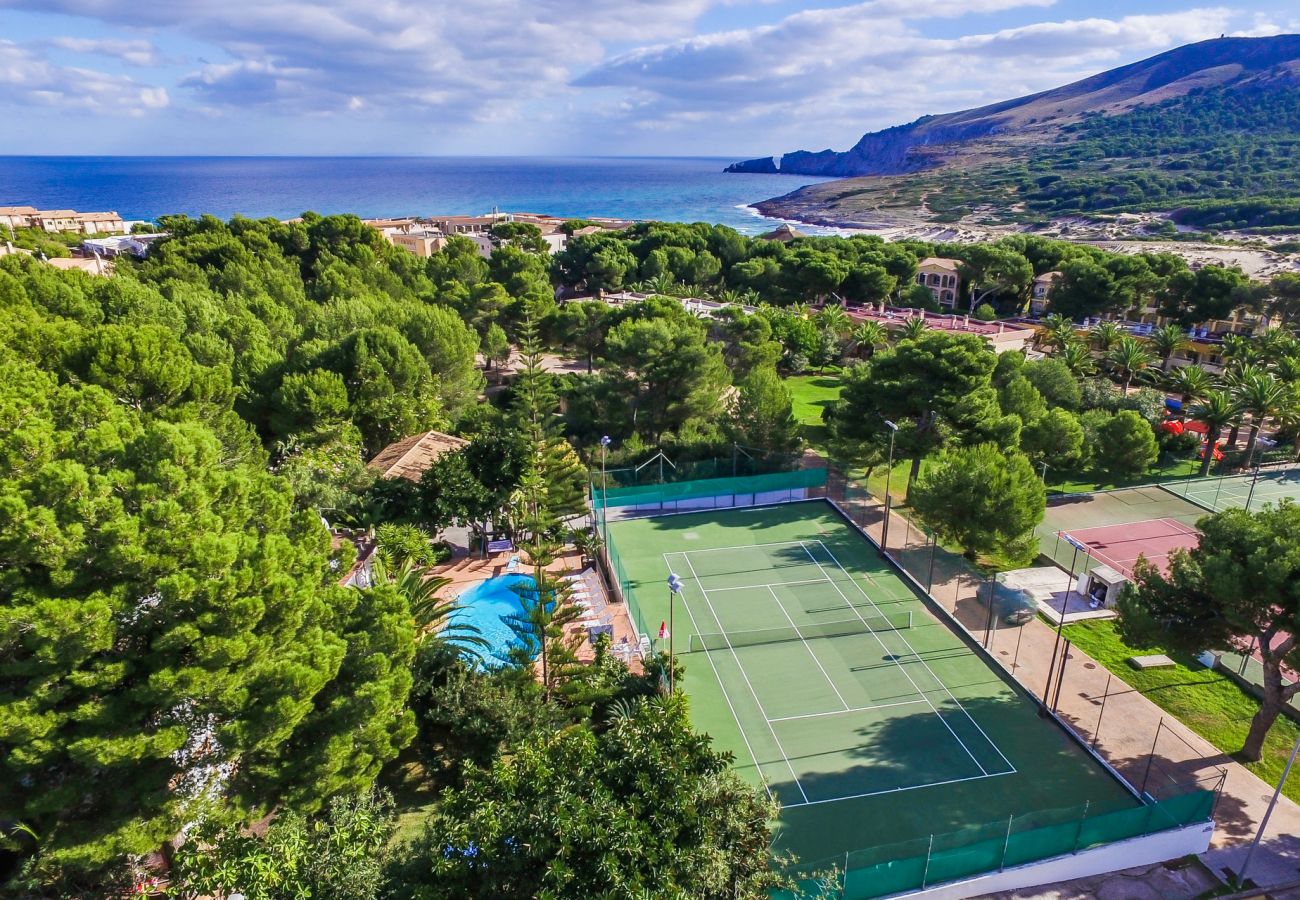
[{"x1": 452, "y1": 574, "x2": 537, "y2": 666}]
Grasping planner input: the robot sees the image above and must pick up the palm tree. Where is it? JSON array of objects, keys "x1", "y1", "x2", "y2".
[
  {"x1": 1058, "y1": 339, "x2": 1096, "y2": 377},
  {"x1": 900, "y1": 316, "x2": 928, "y2": 340},
  {"x1": 1039, "y1": 314, "x2": 1076, "y2": 351},
  {"x1": 571, "y1": 527, "x2": 604, "y2": 568},
  {"x1": 1104, "y1": 336, "x2": 1155, "y2": 392},
  {"x1": 1189, "y1": 390, "x2": 1242, "y2": 476},
  {"x1": 1163, "y1": 365, "x2": 1214, "y2": 417},
  {"x1": 1273, "y1": 352, "x2": 1300, "y2": 385},
  {"x1": 1089, "y1": 320, "x2": 1125, "y2": 352},
  {"x1": 1220, "y1": 363, "x2": 1268, "y2": 448},
  {"x1": 1274, "y1": 384, "x2": 1300, "y2": 459},
  {"x1": 1147, "y1": 324, "x2": 1190, "y2": 372},
  {"x1": 1220, "y1": 333, "x2": 1262, "y2": 374},
  {"x1": 816, "y1": 303, "x2": 853, "y2": 339},
  {"x1": 1235, "y1": 371, "x2": 1287, "y2": 464},
  {"x1": 850, "y1": 320, "x2": 889, "y2": 359},
  {"x1": 371, "y1": 557, "x2": 487, "y2": 659}
]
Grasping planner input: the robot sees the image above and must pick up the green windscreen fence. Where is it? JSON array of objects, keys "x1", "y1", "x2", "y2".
[
  {"x1": 784, "y1": 790, "x2": 1215, "y2": 900},
  {"x1": 594, "y1": 467, "x2": 827, "y2": 510}
]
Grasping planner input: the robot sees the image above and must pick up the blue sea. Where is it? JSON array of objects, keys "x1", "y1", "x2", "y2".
[{"x1": 0, "y1": 156, "x2": 835, "y2": 235}]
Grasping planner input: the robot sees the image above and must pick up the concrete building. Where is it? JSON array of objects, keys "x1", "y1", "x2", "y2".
[
  {"x1": 430, "y1": 214, "x2": 507, "y2": 235},
  {"x1": 1030, "y1": 271, "x2": 1062, "y2": 315},
  {"x1": 0, "y1": 206, "x2": 38, "y2": 230},
  {"x1": 74, "y1": 212, "x2": 126, "y2": 235},
  {"x1": 391, "y1": 230, "x2": 448, "y2": 257},
  {"x1": 915, "y1": 257, "x2": 961, "y2": 308},
  {"x1": 3, "y1": 207, "x2": 127, "y2": 235}
]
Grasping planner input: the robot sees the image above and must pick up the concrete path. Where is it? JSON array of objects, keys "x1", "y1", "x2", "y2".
[{"x1": 829, "y1": 490, "x2": 1300, "y2": 891}]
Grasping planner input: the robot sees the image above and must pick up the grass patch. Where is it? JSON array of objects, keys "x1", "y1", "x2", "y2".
[
  {"x1": 1064, "y1": 619, "x2": 1300, "y2": 804},
  {"x1": 378, "y1": 749, "x2": 440, "y2": 846},
  {"x1": 1045, "y1": 457, "x2": 1200, "y2": 495},
  {"x1": 784, "y1": 373, "x2": 843, "y2": 451}
]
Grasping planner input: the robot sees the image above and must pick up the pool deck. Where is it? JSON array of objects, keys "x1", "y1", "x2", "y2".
[{"x1": 432, "y1": 549, "x2": 642, "y2": 673}]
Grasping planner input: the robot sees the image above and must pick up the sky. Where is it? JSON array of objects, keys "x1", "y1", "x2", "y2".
[{"x1": 0, "y1": 0, "x2": 1296, "y2": 158}]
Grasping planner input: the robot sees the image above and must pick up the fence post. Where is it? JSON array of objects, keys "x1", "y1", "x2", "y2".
[
  {"x1": 1140, "y1": 719, "x2": 1163, "y2": 797},
  {"x1": 1093, "y1": 672, "x2": 1112, "y2": 749},
  {"x1": 999, "y1": 814, "x2": 1013, "y2": 871},
  {"x1": 920, "y1": 834, "x2": 934, "y2": 889},
  {"x1": 1052, "y1": 638, "x2": 1071, "y2": 712},
  {"x1": 1071, "y1": 800, "x2": 1091, "y2": 853},
  {"x1": 926, "y1": 532, "x2": 937, "y2": 593}
]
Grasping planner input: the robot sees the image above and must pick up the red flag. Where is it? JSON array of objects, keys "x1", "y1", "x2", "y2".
[{"x1": 658, "y1": 620, "x2": 669, "y2": 640}]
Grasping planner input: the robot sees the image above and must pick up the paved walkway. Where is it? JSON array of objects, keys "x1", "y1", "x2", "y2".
[{"x1": 832, "y1": 492, "x2": 1300, "y2": 891}]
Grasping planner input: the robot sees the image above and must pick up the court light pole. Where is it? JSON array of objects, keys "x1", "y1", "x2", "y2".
[
  {"x1": 881, "y1": 420, "x2": 899, "y2": 552},
  {"x1": 599, "y1": 435, "x2": 611, "y2": 551},
  {"x1": 667, "y1": 573, "x2": 684, "y2": 694},
  {"x1": 1042, "y1": 534, "x2": 1086, "y2": 717},
  {"x1": 1245, "y1": 461, "x2": 1262, "y2": 512}
]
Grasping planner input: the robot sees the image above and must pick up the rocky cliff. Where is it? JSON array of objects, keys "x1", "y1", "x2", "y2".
[{"x1": 727, "y1": 35, "x2": 1300, "y2": 177}]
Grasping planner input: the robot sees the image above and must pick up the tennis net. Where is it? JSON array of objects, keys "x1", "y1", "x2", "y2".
[{"x1": 688, "y1": 611, "x2": 913, "y2": 653}]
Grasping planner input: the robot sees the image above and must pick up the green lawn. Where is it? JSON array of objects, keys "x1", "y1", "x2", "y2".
[
  {"x1": 1045, "y1": 457, "x2": 1200, "y2": 496},
  {"x1": 784, "y1": 374, "x2": 843, "y2": 451},
  {"x1": 1064, "y1": 619, "x2": 1300, "y2": 804}
]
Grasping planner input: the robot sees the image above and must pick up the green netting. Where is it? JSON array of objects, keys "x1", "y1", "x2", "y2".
[
  {"x1": 594, "y1": 468, "x2": 827, "y2": 509},
  {"x1": 790, "y1": 791, "x2": 1217, "y2": 900}
]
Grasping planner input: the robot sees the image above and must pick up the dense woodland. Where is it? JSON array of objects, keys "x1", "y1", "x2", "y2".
[{"x1": 3, "y1": 213, "x2": 1300, "y2": 896}]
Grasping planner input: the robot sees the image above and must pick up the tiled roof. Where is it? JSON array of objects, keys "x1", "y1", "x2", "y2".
[{"x1": 367, "y1": 430, "x2": 469, "y2": 481}]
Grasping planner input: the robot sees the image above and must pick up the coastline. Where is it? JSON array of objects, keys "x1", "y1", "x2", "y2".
[{"x1": 748, "y1": 186, "x2": 1300, "y2": 280}]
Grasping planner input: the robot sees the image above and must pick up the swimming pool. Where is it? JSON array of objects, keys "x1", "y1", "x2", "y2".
[{"x1": 452, "y1": 574, "x2": 537, "y2": 666}]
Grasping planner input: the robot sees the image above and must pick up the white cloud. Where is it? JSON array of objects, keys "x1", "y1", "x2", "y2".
[
  {"x1": 0, "y1": 40, "x2": 170, "y2": 115},
  {"x1": 0, "y1": 0, "x2": 1274, "y2": 152},
  {"x1": 47, "y1": 36, "x2": 164, "y2": 66},
  {"x1": 574, "y1": 5, "x2": 1237, "y2": 148}
]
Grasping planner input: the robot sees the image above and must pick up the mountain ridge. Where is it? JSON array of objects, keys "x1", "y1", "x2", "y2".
[{"x1": 727, "y1": 35, "x2": 1300, "y2": 179}]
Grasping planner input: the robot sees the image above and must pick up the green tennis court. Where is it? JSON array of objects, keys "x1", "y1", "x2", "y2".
[
  {"x1": 1158, "y1": 467, "x2": 1300, "y2": 513},
  {"x1": 608, "y1": 501, "x2": 1139, "y2": 864}
]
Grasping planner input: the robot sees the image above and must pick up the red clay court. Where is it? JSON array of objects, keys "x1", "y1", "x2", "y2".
[{"x1": 1059, "y1": 517, "x2": 1201, "y2": 578}]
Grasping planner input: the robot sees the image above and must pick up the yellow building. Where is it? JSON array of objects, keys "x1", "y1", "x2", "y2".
[{"x1": 915, "y1": 257, "x2": 961, "y2": 307}]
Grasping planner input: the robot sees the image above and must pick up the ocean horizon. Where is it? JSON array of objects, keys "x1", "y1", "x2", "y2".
[{"x1": 0, "y1": 155, "x2": 837, "y2": 235}]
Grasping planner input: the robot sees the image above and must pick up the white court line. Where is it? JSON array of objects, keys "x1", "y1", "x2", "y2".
[
  {"x1": 661, "y1": 553, "x2": 774, "y2": 802},
  {"x1": 766, "y1": 585, "x2": 850, "y2": 712},
  {"x1": 767, "y1": 698, "x2": 928, "y2": 723},
  {"x1": 798, "y1": 541, "x2": 990, "y2": 778},
  {"x1": 782, "y1": 770, "x2": 1015, "y2": 809},
  {"x1": 705, "y1": 577, "x2": 833, "y2": 592},
  {"x1": 671, "y1": 551, "x2": 810, "y2": 804},
  {"x1": 810, "y1": 539, "x2": 1018, "y2": 776}
]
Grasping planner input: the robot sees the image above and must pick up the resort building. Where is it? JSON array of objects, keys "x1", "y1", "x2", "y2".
[
  {"x1": 1, "y1": 206, "x2": 127, "y2": 235},
  {"x1": 850, "y1": 306, "x2": 1036, "y2": 354},
  {"x1": 915, "y1": 257, "x2": 961, "y2": 307},
  {"x1": 430, "y1": 214, "x2": 507, "y2": 235},
  {"x1": 391, "y1": 230, "x2": 448, "y2": 257},
  {"x1": 0, "y1": 206, "x2": 38, "y2": 231},
  {"x1": 1030, "y1": 271, "x2": 1062, "y2": 315},
  {"x1": 367, "y1": 430, "x2": 470, "y2": 482}
]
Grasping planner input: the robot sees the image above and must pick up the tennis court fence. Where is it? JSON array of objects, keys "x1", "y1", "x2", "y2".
[
  {"x1": 688, "y1": 610, "x2": 913, "y2": 653},
  {"x1": 778, "y1": 788, "x2": 1217, "y2": 900}
]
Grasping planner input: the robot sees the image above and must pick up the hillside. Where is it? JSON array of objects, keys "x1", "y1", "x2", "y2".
[{"x1": 733, "y1": 35, "x2": 1300, "y2": 236}]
